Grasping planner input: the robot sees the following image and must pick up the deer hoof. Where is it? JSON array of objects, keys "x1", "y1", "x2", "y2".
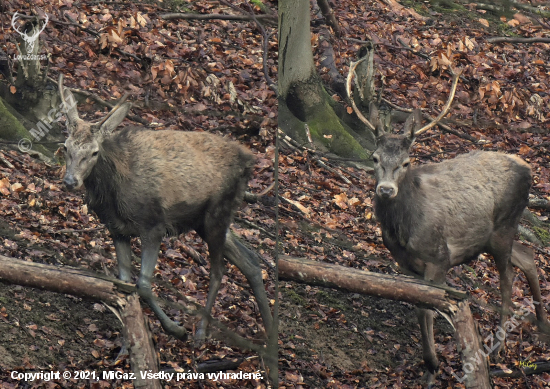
[
  {"x1": 422, "y1": 370, "x2": 436, "y2": 388},
  {"x1": 194, "y1": 328, "x2": 207, "y2": 346}
]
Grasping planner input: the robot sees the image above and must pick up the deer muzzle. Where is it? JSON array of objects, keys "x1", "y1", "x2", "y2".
[
  {"x1": 63, "y1": 174, "x2": 79, "y2": 190},
  {"x1": 376, "y1": 183, "x2": 398, "y2": 199}
]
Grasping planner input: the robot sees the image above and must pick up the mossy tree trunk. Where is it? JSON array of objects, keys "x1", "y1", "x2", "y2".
[
  {"x1": 0, "y1": 17, "x2": 61, "y2": 158},
  {"x1": 0, "y1": 96, "x2": 51, "y2": 156},
  {"x1": 278, "y1": 0, "x2": 374, "y2": 161}
]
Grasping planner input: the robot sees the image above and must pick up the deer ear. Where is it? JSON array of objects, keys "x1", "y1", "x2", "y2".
[
  {"x1": 404, "y1": 109, "x2": 421, "y2": 142},
  {"x1": 369, "y1": 103, "x2": 384, "y2": 138},
  {"x1": 99, "y1": 102, "x2": 132, "y2": 134},
  {"x1": 62, "y1": 89, "x2": 80, "y2": 126}
]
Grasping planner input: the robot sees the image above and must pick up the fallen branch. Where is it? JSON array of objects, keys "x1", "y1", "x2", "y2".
[
  {"x1": 160, "y1": 13, "x2": 277, "y2": 24},
  {"x1": 279, "y1": 256, "x2": 467, "y2": 310},
  {"x1": 279, "y1": 128, "x2": 355, "y2": 183},
  {"x1": 491, "y1": 362, "x2": 550, "y2": 377},
  {"x1": 0, "y1": 254, "x2": 132, "y2": 305},
  {"x1": 120, "y1": 294, "x2": 162, "y2": 389},
  {"x1": 487, "y1": 36, "x2": 550, "y2": 44},
  {"x1": 529, "y1": 198, "x2": 550, "y2": 210}
]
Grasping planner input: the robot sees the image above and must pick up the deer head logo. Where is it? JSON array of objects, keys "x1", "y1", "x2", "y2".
[{"x1": 11, "y1": 12, "x2": 48, "y2": 54}]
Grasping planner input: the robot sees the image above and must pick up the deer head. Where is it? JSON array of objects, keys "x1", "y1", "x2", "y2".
[{"x1": 58, "y1": 74, "x2": 131, "y2": 189}]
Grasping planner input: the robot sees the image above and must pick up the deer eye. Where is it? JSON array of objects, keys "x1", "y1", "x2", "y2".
[
  {"x1": 92, "y1": 151, "x2": 99, "y2": 157},
  {"x1": 372, "y1": 156, "x2": 379, "y2": 164},
  {"x1": 403, "y1": 161, "x2": 410, "y2": 168}
]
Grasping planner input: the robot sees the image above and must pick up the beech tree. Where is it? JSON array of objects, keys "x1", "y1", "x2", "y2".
[{"x1": 278, "y1": 0, "x2": 374, "y2": 161}]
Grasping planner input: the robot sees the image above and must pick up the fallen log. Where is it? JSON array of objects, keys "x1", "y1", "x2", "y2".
[
  {"x1": 122, "y1": 294, "x2": 162, "y2": 389},
  {"x1": 279, "y1": 255, "x2": 491, "y2": 389},
  {"x1": 0, "y1": 254, "x2": 133, "y2": 306},
  {"x1": 0, "y1": 255, "x2": 157, "y2": 385}
]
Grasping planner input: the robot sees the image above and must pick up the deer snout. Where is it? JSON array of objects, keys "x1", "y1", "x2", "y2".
[
  {"x1": 63, "y1": 175, "x2": 79, "y2": 190},
  {"x1": 376, "y1": 183, "x2": 397, "y2": 199}
]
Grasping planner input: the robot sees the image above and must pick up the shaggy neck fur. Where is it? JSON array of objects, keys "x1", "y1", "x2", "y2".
[
  {"x1": 83, "y1": 131, "x2": 131, "y2": 225},
  {"x1": 374, "y1": 168, "x2": 424, "y2": 247}
]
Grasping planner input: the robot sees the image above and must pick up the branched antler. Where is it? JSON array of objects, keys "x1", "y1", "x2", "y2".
[
  {"x1": 414, "y1": 66, "x2": 461, "y2": 135},
  {"x1": 346, "y1": 57, "x2": 376, "y2": 132}
]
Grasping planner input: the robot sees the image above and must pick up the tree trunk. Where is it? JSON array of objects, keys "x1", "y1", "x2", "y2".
[
  {"x1": 278, "y1": 0, "x2": 374, "y2": 160},
  {"x1": 0, "y1": 20, "x2": 62, "y2": 157},
  {"x1": 0, "y1": 96, "x2": 52, "y2": 156}
]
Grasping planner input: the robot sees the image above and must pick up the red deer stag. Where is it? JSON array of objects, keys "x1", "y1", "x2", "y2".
[
  {"x1": 58, "y1": 74, "x2": 272, "y2": 342},
  {"x1": 348, "y1": 64, "x2": 546, "y2": 386}
]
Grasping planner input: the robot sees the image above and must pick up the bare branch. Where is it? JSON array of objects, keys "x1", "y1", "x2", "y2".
[
  {"x1": 487, "y1": 36, "x2": 550, "y2": 44},
  {"x1": 346, "y1": 58, "x2": 376, "y2": 132},
  {"x1": 160, "y1": 13, "x2": 277, "y2": 24}
]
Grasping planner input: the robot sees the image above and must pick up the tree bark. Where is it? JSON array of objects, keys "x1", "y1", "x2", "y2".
[
  {"x1": 279, "y1": 255, "x2": 466, "y2": 311},
  {"x1": 452, "y1": 301, "x2": 492, "y2": 389}
]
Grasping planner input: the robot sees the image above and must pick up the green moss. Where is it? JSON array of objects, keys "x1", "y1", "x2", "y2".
[
  {"x1": 533, "y1": 226, "x2": 550, "y2": 246},
  {"x1": 250, "y1": 0, "x2": 268, "y2": 13},
  {"x1": 307, "y1": 100, "x2": 370, "y2": 159},
  {"x1": 0, "y1": 97, "x2": 51, "y2": 156},
  {"x1": 429, "y1": 0, "x2": 466, "y2": 13},
  {"x1": 316, "y1": 290, "x2": 347, "y2": 310},
  {"x1": 284, "y1": 289, "x2": 307, "y2": 306}
]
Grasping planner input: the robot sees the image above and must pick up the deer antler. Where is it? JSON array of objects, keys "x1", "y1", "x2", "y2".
[
  {"x1": 95, "y1": 93, "x2": 131, "y2": 127},
  {"x1": 414, "y1": 66, "x2": 461, "y2": 135},
  {"x1": 346, "y1": 57, "x2": 376, "y2": 132},
  {"x1": 58, "y1": 73, "x2": 67, "y2": 105}
]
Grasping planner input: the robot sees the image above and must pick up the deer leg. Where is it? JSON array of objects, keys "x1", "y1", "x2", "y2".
[
  {"x1": 137, "y1": 228, "x2": 188, "y2": 340},
  {"x1": 511, "y1": 241, "x2": 547, "y2": 322},
  {"x1": 224, "y1": 231, "x2": 273, "y2": 334},
  {"x1": 195, "y1": 231, "x2": 227, "y2": 343},
  {"x1": 417, "y1": 308, "x2": 437, "y2": 387},
  {"x1": 418, "y1": 263, "x2": 445, "y2": 387},
  {"x1": 490, "y1": 236, "x2": 515, "y2": 357},
  {"x1": 113, "y1": 236, "x2": 132, "y2": 282}
]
